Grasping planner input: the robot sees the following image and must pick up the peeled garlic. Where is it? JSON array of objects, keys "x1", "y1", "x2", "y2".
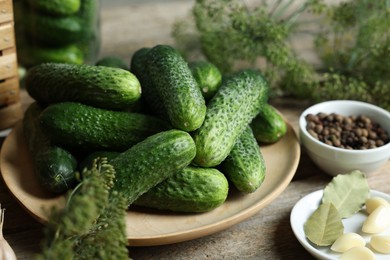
[
  {"x1": 370, "y1": 235, "x2": 390, "y2": 254},
  {"x1": 362, "y1": 205, "x2": 390, "y2": 233},
  {"x1": 0, "y1": 205, "x2": 17, "y2": 260},
  {"x1": 340, "y1": 246, "x2": 375, "y2": 260},
  {"x1": 365, "y1": 197, "x2": 390, "y2": 214},
  {"x1": 330, "y1": 233, "x2": 366, "y2": 253}
]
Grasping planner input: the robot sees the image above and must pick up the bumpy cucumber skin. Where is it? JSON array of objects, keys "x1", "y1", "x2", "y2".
[
  {"x1": 130, "y1": 47, "x2": 167, "y2": 117},
  {"x1": 23, "y1": 102, "x2": 78, "y2": 194},
  {"x1": 146, "y1": 45, "x2": 206, "y2": 131},
  {"x1": 25, "y1": 63, "x2": 141, "y2": 110},
  {"x1": 39, "y1": 102, "x2": 171, "y2": 152},
  {"x1": 111, "y1": 130, "x2": 197, "y2": 206},
  {"x1": 27, "y1": 0, "x2": 81, "y2": 16},
  {"x1": 250, "y1": 103, "x2": 287, "y2": 144},
  {"x1": 192, "y1": 69, "x2": 268, "y2": 167},
  {"x1": 134, "y1": 166, "x2": 229, "y2": 213},
  {"x1": 221, "y1": 126, "x2": 266, "y2": 193},
  {"x1": 189, "y1": 60, "x2": 222, "y2": 101}
]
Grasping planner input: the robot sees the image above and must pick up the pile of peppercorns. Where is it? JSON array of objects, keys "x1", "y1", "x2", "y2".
[{"x1": 305, "y1": 112, "x2": 389, "y2": 150}]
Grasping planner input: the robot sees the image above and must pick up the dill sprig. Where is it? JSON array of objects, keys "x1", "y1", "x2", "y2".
[
  {"x1": 36, "y1": 158, "x2": 129, "y2": 260},
  {"x1": 173, "y1": 0, "x2": 324, "y2": 96},
  {"x1": 311, "y1": 0, "x2": 390, "y2": 110},
  {"x1": 192, "y1": 0, "x2": 323, "y2": 72},
  {"x1": 173, "y1": 0, "x2": 390, "y2": 111}
]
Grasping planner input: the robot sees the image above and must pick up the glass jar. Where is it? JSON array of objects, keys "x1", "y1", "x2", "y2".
[{"x1": 13, "y1": 0, "x2": 101, "y2": 68}]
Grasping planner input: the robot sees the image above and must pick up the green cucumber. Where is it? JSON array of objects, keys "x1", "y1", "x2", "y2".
[
  {"x1": 76, "y1": 0, "x2": 100, "y2": 62},
  {"x1": 96, "y1": 56, "x2": 128, "y2": 70},
  {"x1": 146, "y1": 45, "x2": 206, "y2": 131},
  {"x1": 189, "y1": 60, "x2": 222, "y2": 101},
  {"x1": 27, "y1": 11, "x2": 85, "y2": 46},
  {"x1": 221, "y1": 126, "x2": 266, "y2": 193},
  {"x1": 130, "y1": 47, "x2": 167, "y2": 117},
  {"x1": 25, "y1": 63, "x2": 141, "y2": 110},
  {"x1": 130, "y1": 48, "x2": 161, "y2": 115},
  {"x1": 18, "y1": 44, "x2": 84, "y2": 67},
  {"x1": 111, "y1": 129, "x2": 197, "y2": 206},
  {"x1": 26, "y1": 0, "x2": 81, "y2": 16},
  {"x1": 134, "y1": 166, "x2": 229, "y2": 213},
  {"x1": 26, "y1": 0, "x2": 98, "y2": 47},
  {"x1": 39, "y1": 102, "x2": 171, "y2": 152},
  {"x1": 192, "y1": 69, "x2": 268, "y2": 167},
  {"x1": 250, "y1": 103, "x2": 287, "y2": 144},
  {"x1": 23, "y1": 102, "x2": 78, "y2": 194}
]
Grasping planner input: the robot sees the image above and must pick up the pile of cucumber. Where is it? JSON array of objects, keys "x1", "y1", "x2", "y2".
[
  {"x1": 23, "y1": 44, "x2": 287, "y2": 213},
  {"x1": 14, "y1": 0, "x2": 100, "y2": 67}
]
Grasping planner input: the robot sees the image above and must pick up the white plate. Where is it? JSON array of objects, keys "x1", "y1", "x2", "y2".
[{"x1": 290, "y1": 189, "x2": 390, "y2": 260}]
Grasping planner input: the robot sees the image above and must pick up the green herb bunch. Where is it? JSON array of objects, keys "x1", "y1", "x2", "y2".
[
  {"x1": 36, "y1": 158, "x2": 129, "y2": 260},
  {"x1": 312, "y1": 0, "x2": 390, "y2": 110},
  {"x1": 173, "y1": 0, "x2": 390, "y2": 111},
  {"x1": 173, "y1": 0, "x2": 325, "y2": 96}
]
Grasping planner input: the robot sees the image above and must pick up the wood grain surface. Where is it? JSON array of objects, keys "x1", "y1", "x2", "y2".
[{"x1": 0, "y1": 1, "x2": 389, "y2": 259}]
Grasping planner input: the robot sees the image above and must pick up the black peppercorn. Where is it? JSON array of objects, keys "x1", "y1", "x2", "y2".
[{"x1": 305, "y1": 112, "x2": 389, "y2": 149}]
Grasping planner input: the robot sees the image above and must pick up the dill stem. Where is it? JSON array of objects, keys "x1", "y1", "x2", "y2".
[
  {"x1": 269, "y1": 0, "x2": 284, "y2": 16},
  {"x1": 65, "y1": 181, "x2": 83, "y2": 211},
  {"x1": 294, "y1": 17, "x2": 324, "y2": 25},
  {"x1": 272, "y1": 0, "x2": 296, "y2": 20},
  {"x1": 284, "y1": 4, "x2": 309, "y2": 27}
]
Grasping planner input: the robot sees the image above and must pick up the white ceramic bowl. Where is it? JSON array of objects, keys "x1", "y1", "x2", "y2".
[{"x1": 299, "y1": 100, "x2": 390, "y2": 176}]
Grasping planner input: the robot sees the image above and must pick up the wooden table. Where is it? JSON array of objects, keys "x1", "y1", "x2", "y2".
[{"x1": 1, "y1": 1, "x2": 389, "y2": 259}]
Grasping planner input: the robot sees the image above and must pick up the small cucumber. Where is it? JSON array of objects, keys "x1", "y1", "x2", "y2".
[
  {"x1": 130, "y1": 47, "x2": 167, "y2": 117},
  {"x1": 23, "y1": 102, "x2": 78, "y2": 194},
  {"x1": 76, "y1": 0, "x2": 100, "y2": 62},
  {"x1": 221, "y1": 126, "x2": 266, "y2": 193},
  {"x1": 192, "y1": 69, "x2": 268, "y2": 167},
  {"x1": 26, "y1": 0, "x2": 81, "y2": 16},
  {"x1": 250, "y1": 103, "x2": 287, "y2": 144},
  {"x1": 134, "y1": 166, "x2": 229, "y2": 213},
  {"x1": 18, "y1": 44, "x2": 84, "y2": 67},
  {"x1": 27, "y1": 12, "x2": 85, "y2": 46},
  {"x1": 111, "y1": 130, "x2": 197, "y2": 206},
  {"x1": 26, "y1": 0, "x2": 98, "y2": 47},
  {"x1": 189, "y1": 60, "x2": 222, "y2": 101},
  {"x1": 39, "y1": 102, "x2": 171, "y2": 152},
  {"x1": 146, "y1": 45, "x2": 207, "y2": 131},
  {"x1": 25, "y1": 63, "x2": 141, "y2": 110}
]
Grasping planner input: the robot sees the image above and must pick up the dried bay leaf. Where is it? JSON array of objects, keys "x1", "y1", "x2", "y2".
[
  {"x1": 304, "y1": 202, "x2": 344, "y2": 246},
  {"x1": 322, "y1": 170, "x2": 370, "y2": 218}
]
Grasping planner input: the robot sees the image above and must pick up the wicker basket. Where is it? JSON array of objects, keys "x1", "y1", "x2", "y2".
[{"x1": 0, "y1": 0, "x2": 22, "y2": 130}]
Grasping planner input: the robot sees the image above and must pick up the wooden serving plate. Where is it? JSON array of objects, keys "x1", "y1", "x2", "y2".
[{"x1": 1, "y1": 120, "x2": 300, "y2": 246}]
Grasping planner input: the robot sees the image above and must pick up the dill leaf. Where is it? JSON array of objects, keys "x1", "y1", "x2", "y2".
[
  {"x1": 36, "y1": 158, "x2": 129, "y2": 260},
  {"x1": 173, "y1": 0, "x2": 390, "y2": 111}
]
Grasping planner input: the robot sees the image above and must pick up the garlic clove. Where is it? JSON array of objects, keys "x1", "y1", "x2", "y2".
[
  {"x1": 330, "y1": 233, "x2": 366, "y2": 253},
  {"x1": 340, "y1": 246, "x2": 375, "y2": 260},
  {"x1": 370, "y1": 235, "x2": 390, "y2": 254},
  {"x1": 0, "y1": 206, "x2": 17, "y2": 260},
  {"x1": 365, "y1": 197, "x2": 390, "y2": 214},
  {"x1": 362, "y1": 205, "x2": 390, "y2": 234},
  {"x1": 0, "y1": 238, "x2": 17, "y2": 260}
]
